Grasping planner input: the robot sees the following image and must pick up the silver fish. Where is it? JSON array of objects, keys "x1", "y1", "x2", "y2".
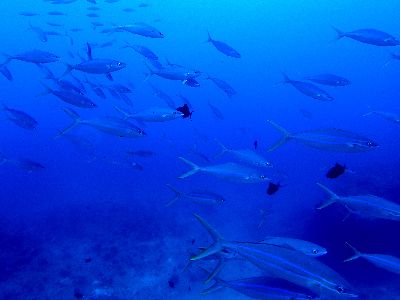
[
  {"x1": 58, "y1": 108, "x2": 146, "y2": 138},
  {"x1": 267, "y1": 120, "x2": 378, "y2": 152},
  {"x1": 2, "y1": 104, "x2": 38, "y2": 130},
  {"x1": 333, "y1": 27, "x2": 400, "y2": 46},
  {"x1": 114, "y1": 106, "x2": 183, "y2": 122},
  {"x1": 215, "y1": 140, "x2": 272, "y2": 168},
  {"x1": 363, "y1": 110, "x2": 400, "y2": 124},
  {"x1": 344, "y1": 243, "x2": 400, "y2": 274},
  {"x1": 317, "y1": 183, "x2": 400, "y2": 221},
  {"x1": 178, "y1": 157, "x2": 269, "y2": 183},
  {"x1": 165, "y1": 184, "x2": 225, "y2": 206}
]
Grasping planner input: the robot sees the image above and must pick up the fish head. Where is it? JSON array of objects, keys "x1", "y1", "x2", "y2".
[
  {"x1": 134, "y1": 128, "x2": 147, "y2": 136},
  {"x1": 109, "y1": 60, "x2": 127, "y2": 71},
  {"x1": 186, "y1": 70, "x2": 202, "y2": 79},
  {"x1": 316, "y1": 93, "x2": 334, "y2": 101},
  {"x1": 156, "y1": 31, "x2": 164, "y2": 38},
  {"x1": 385, "y1": 36, "x2": 400, "y2": 45},
  {"x1": 257, "y1": 161, "x2": 273, "y2": 168}
]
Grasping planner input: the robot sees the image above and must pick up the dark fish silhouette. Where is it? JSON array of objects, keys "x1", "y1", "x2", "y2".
[
  {"x1": 254, "y1": 140, "x2": 258, "y2": 150},
  {"x1": 176, "y1": 104, "x2": 193, "y2": 119},
  {"x1": 267, "y1": 182, "x2": 281, "y2": 195},
  {"x1": 326, "y1": 163, "x2": 346, "y2": 179}
]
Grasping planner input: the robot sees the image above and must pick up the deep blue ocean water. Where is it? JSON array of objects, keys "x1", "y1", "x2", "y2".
[{"x1": 1, "y1": 1, "x2": 400, "y2": 299}]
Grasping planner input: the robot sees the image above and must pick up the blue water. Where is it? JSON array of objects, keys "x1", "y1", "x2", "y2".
[{"x1": 1, "y1": 1, "x2": 400, "y2": 299}]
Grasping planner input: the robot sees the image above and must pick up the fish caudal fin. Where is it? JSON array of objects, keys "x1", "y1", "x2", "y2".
[
  {"x1": 206, "y1": 30, "x2": 212, "y2": 43},
  {"x1": 56, "y1": 108, "x2": 82, "y2": 138},
  {"x1": 178, "y1": 157, "x2": 202, "y2": 179},
  {"x1": 281, "y1": 72, "x2": 292, "y2": 83},
  {"x1": 165, "y1": 184, "x2": 184, "y2": 206},
  {"x1": 316, "y1": 183, "x2": 340, "y2": 209},
  {"x1": 332, "y1": 26, "x2": 345, "y2": 39},
  {"x1": 61, "y1": 63, "x2": 73, "y2": 77},
  {"x1": 344, "y1": 242, "x2": 362, "y2": 262},
  {"x1": 204, "y1": 258, "x2": 225, "y2": 284},
  {"x1": 213, "y1": 139, "x2": 228, "y2": 158},
  {"x1": 199, "y1": 267, "x2": 226, "y2": 294},
  {"x1": 191, "y1": 214, "x2": 224, "y2": 261},
  {"x1": 266, "y1": 120, "x2": 292, "y2": 151}
]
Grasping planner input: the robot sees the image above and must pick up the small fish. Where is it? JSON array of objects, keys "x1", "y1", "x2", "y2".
[
  {"x1": 363, "y1": 110, "x2": 400, "y2": 124},
  {"x1": 326, "y1": 163, "x2": 346, "y2": 179},
  {"x1": 260, "y1": 237, "x2": 327, "y2": 257},
  {"x1": 283, "y1": 73, "x2": 334, "y2": 102},
  {"x1": 40, "y1": 83, "x2": 97, "y2": 108},
  {"x1": 206, "y1": 75, "x2": 236, "y2": 98},
  {"x1": 317, "y1": 183, "x2": 400, "y2": 221},
  {"x1": 122, "y1": 43, "x2": 159, "y2": 61},
  {"x1": 3, "y1": 50, "x2": 59, "y2": 64},
  {"x1": 106, "y1": 23, "x2": 164, "y2": 38},
  {"x1": 149, "y1": 84, "x2": 176, "y2": 109},
  {"x1": 266, "y1": 182, "x2": 281, "y2": 195},
  {"x1": 15, "y1": 159, "x2": 45, "y2": 172},
  {"x1": 300, "y1": 109, "x2": 313, "y2": 120},
  {"x1": 254, "y1": 140, "x2": 258, "y2": 149},
  {"x1": 115, "y1": 106, "x2": 184, "y2": 122},
  {"x1": 305, "y1": 73, "x2": 350, "y2": 86},
  {"x1": 2, "y1": 104, "x2": 38, "y2": 130},
  {"x1": 176, "y1": 104, "x2": 193, "y2": 119},
  {"x1": 178, "y1": 157, "x2": 269, "y2": 183},
  {"x1": 344, "y1": 243, "x2": 400, "y2": 274},
  {"x1": 215, "y1": 140, "x2": 272, "y2": 168},
  {"x1": 145, "y1": 63, "x2": 201, "y2": 82},
  {"x1": 165, "y1": 184, "x2": 225, "y2": 206},
  {"x1": 59, "y1": 108, "x2": 146, "y2": 138},
  {"x1": 126, "y1": 150, "x2": 156, "y2": 157},
  {"x1": 333, "y1": 26, "x2": 400, "y2": 46},
  {"x1": 0, "y1": 64, "x2": 13, "y2": 81},
  {"x1": 267, "y1": 120, "x2": 378, "y2": 152},
  {"x1": 19, "y1": 11, "x2": 39, "y2": 17},
  {"x1": 208, "y1": 101, "x2": 224, "y2": 120},
  {"x1": 207, "y1": 31, "x2": 241, "y2": 58}
]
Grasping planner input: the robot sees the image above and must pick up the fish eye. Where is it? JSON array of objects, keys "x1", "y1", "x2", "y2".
[{"x1": 312, "y1": 249, "x2": 318, "y2": 254}]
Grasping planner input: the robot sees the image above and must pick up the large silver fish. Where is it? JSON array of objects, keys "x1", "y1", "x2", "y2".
[
  {"x1": 317, "y1": 183, "x2": 400, "y2": 221},
  {"x1": 363, "y1": 110, "x2": 400, "y2": 124},
  {"x1": 260, "y1": 237, "x2": 327, "y2": 257},
  {"x1": 178, "y1": 157, "x2": 269, "y2": 183},
  {"x1": 165, "y1": 184, "x2": 225, "y2": 206},
  {"x1": 114, "y1": 106, "x2": 183, "y2": 122},
  {"x1": 191, "y1": 214, "x2": 358, "y2": 298},
  {"x1": 267, "y1": 120, "x2": 378, "y2": 152}
]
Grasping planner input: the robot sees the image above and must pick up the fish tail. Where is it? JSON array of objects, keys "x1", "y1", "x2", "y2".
[
  {"x1": 178, "y1": 157, "x2": 202, "y2": 179},
  {"x1": 56, "y1": 108, "x2": 82, "y2": 138},
  {"x1": 143, "y1": 62, "x2": 155, "y2": 81},
  {"x1": 316, "y1": 183, "x2": 339, "y2": 209},
  {"x1": 86, "y1": 42, "x2": 93, "y2": 60},
  {"x1": 191, "y1": 214, "x2": 224, "y2": 261},
  {"x1": 281, "y1": 72, "x2": 292, "y2": 83},
  {"x1": 266, "y1": 120, "x2": 291, "y2": 151},
  {"x1": 213, "y1": 139, "x2": 228, "y2": 158},
  {"x1": 344, "y1": 242, "x2": 362, "y2": 262},
  {"x1": 61, "y1": 63, "x2": 73, "y2": 77},
  {"x1": 332, "y1": 26, "x2": 345, "y2": 39},
  {"x1": 204, "y1": 258, "x2": 225, "y2": 284},
  {"x1": 165, "y1": 184, "x2": 184, "y2": 206},
  {"x1": 199, "y1": 266, "x2": 226, "y2": 294},
  {"x1": 206, "y1": 30, "x2": 212, "y2": 43}
]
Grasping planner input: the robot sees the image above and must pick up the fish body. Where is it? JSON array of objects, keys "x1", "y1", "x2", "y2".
[
  {"x1": 317, "y1": 183, "x2": 400, "y2": 221},
  {"x1": 363, "y1": 110, "x2": 400, "y2": 124},
  {"x1": 147, "y1": 64, "x2": 200, "y2": 81},
  {"x1": 260, "y1": 237, "x2": 327, "y2": 257},
  {"x1": 208, "y1": 101, "x2": 224, "y2": 120},
  {"x1": 165, "y1": 184, "x2": 225, "y2": 206},
  {"x1": 115, "y1": 106, "x2": 183, "y2": 122},
  {"x1": 149, "y1": 84, "x2": 176, "y2": 108},
  {"x1": 5, "y1": 50, "x2": 59, "y2": 64},
  {"x1": 283, "y1": 74, "x2": 334, "y2": 101},
  {"x1": 2, "y1": 104, "x2": 38, "y2": 130},
  {"x1": 178, "y1": 157, "x2": 269, "y2": 183},
  {"x1": 67, "y1": 59, "x2": 126, "y2": 74},
  {"x1": 333, "y1": 27, "x2": 400, "y2": 46},
  {"x1": 207, "y1": 31, "x2": 241, "y2": 58},
  {"x1": 41, "y1": 84, "x2": 97, "y2": 108},
  {"x1": 59, "y1": 108, "x2": 146, "y2": 138},
  {"x1": 344, "y1": 243, "x2": 400, "y2": 274},
  {"x1": 216, "y1": 140, "x2": 272, "y2": 168},
  {"x1": 305, "y1": 73, "x2": 350, "y2": 86},
  {"x1": 123, "y1": 44, "x2": 158, "y2": 61},
  {"x1": 206, "y1": 75, "x2": 236, "y2": 98},
  {"x1": 267, "y1": 120, "x2": 378, "y2": 152},
  {"x1": 107, "y1": 23, "x2": 163, "y2": 38}
]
